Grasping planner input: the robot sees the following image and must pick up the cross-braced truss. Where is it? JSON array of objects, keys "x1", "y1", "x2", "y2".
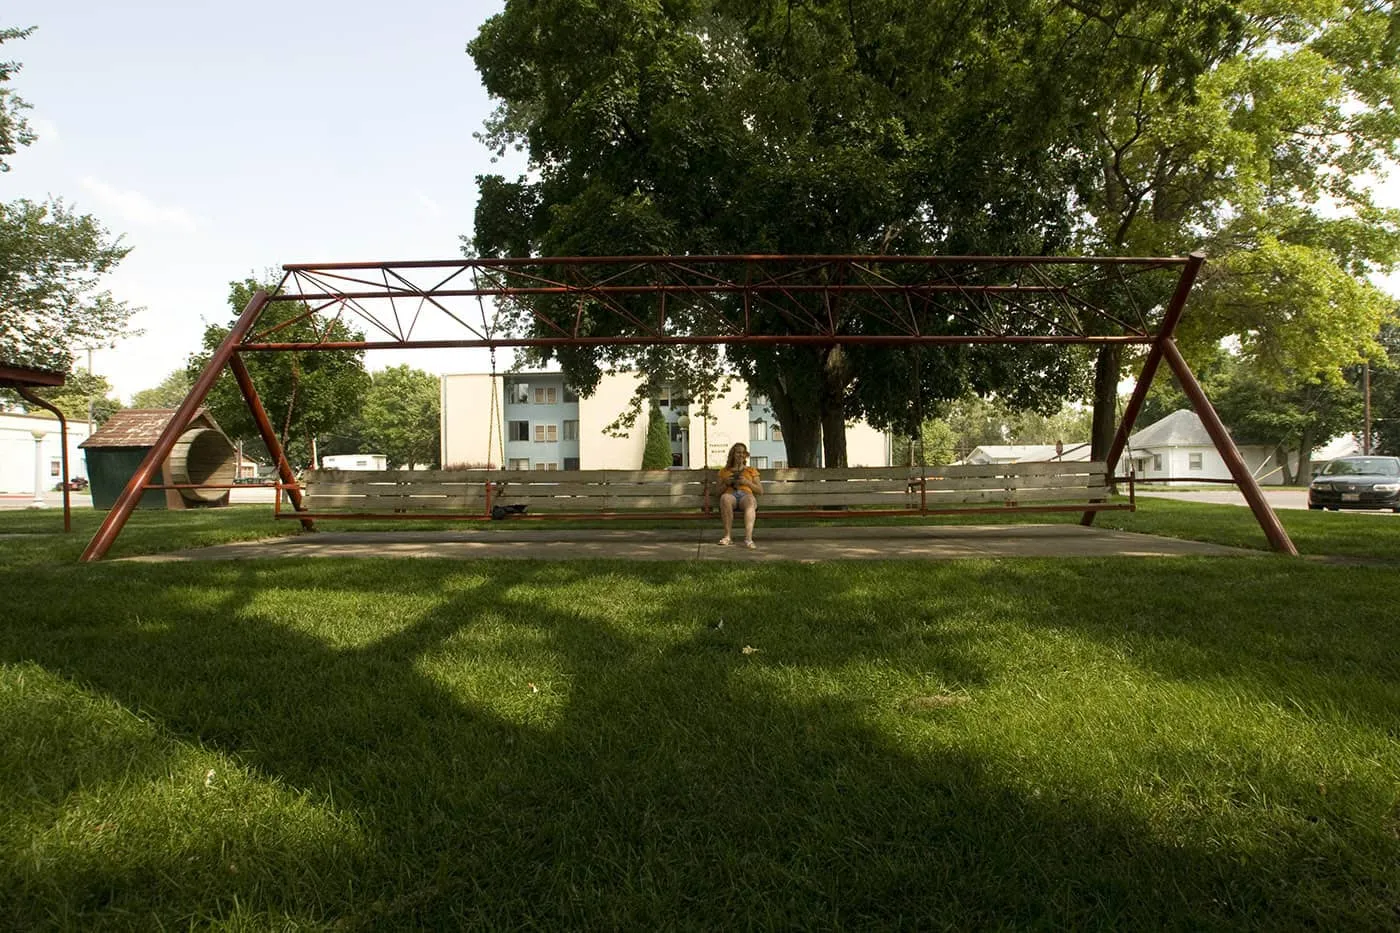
[
  {"x1": 251, "y1": 254, "x2": 1189, "y2": 351},
  {"x1": 78, "y1": 253, "x2": 1298, "y2": 560}
]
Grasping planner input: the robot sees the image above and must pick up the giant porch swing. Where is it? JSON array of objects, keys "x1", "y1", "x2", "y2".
[{"x1": 79, "y1": 253, "x2": 1297, "y2": 561}]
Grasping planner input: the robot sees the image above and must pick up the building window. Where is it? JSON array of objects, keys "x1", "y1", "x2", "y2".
[
  {"x1": 564, "y1": 457, "x2": 580, "y2": 470},
  {"x1": 506, "y1": 381, "x2": 529, "y2": 404},
  {"x1": 750, "y1": 421, "x2": 766, "y2": 442},
  {"x1": 669, "y1": 422, "x2": 682, "y2": 442},
  {"x1": 658, "y1": 388, "x2": 670, "y2": 408},
  {"x1": 563, "y1": 385, "x2": 578, "y2": 403},
  {"x1": 535, "y1": 423, "x2": 558, "y2": 443},
  {"x1": 509, "y1": 421, "x2": 529, "y2": 442},
  {"x1": 534, "y1": 386, "x2": 558, "y2": 405},
  {"x1": 752, "y1": 395, "x2": 769, "y2": 408},
  {"x1": 508, "y1": 458, "x2": 530, "y2": 470},
  {"x1": 534, "y1": 462, "x2": 558, "y2": 471},
  {"x1": 1189, "y1": 452, "x2": 1203, "y2": 471},
  {"x1": 672, "y1": 453, "x2": 683, "y2": 467},
  {"x1": 751, "y1": 456, "x2": 769, "y2": 469},
  {"x1": 50, "y1": 460, "x2": 61, "y2": 476},
  {"x1": 1152, "y1": 454, "x2": 1162, "y2": 471},
  {"x1": 771, "y1": 424, "x2": 783, "y2": 442},
  {"x1": 562, "y1": 420, "x2": 579, "y2": 441},
  {"x1": 774, "y1": 460, "x2": 786, "y2": 469}
]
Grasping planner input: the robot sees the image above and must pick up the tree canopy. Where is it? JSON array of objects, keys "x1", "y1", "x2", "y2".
[
  {"x1": 359, "y1": 365, "x2": 441, "y2": 469},
  {"x1": 467, "y1": 0, "x2": 1400, "y2": 467},
  {"x1": 189, "y1": 279, "x2": 369, "y2": 470},
  {"x1": 0, "y1": 26, "x2": 136, "y2": 373},
  {"x1": 468, "y1": 0, "x2": 1113, "y2": 465}
]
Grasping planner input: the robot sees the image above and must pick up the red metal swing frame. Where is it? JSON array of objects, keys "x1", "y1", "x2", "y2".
[{"x1": 78, "y1": 252, "x2": 1297, "y2": 560}]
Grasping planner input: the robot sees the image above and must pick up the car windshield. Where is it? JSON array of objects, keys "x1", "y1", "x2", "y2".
[{"x1": 1322, "y1": 458, "x2": 1400, "y2": 477}]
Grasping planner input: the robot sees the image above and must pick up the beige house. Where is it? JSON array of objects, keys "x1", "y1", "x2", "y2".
[{"x1": 439, "y1": 370, "x2": 891, "y2": 471}]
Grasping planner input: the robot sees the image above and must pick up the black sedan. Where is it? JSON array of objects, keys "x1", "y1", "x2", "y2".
[{"x1": 1308, "y1": 455, "x2": 1400, "y2": 512}]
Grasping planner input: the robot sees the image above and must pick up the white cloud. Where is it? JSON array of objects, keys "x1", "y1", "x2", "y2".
[
  {"x1": 31, "y1": 118, "x2": 60, "y2": 146},
  {"x1": 417, "y1": 192, "x2": 444, "y2": 217},
  {"x1": 79, "y1": 176, "x2": 198, "y2": 233}
]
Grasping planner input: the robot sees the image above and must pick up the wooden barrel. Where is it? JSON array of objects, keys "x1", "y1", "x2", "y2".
[{"x1": 169, "y1": 428, "x2": 236, "y2": 502}]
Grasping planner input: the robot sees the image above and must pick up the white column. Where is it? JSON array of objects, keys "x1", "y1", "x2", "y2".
[{"x1": 29, "y1": 430, "x2": 47, "y2": 509}]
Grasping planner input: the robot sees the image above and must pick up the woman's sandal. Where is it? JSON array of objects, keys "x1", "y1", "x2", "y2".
[{"x1": 717, "y1": 537, "x2": 732, "y2": 546}]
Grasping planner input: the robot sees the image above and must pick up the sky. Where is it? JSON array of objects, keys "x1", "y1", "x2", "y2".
[
  {"x1": 8, "y1": 0, "x2": 523, "y2": 402},
  {"x1": 11, "y1": 3, "x2": 1400, "y2": 406}
]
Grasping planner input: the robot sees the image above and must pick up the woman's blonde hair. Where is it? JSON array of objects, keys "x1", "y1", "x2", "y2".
[{"x1": 725, "y1": 443, "x2": 749, "y2": 472}]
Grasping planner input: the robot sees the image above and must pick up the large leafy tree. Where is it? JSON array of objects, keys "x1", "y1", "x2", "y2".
[
  {"x1": 189, "y1": 279, "x2": 370, "y2": 470},
  {"x1": 359, "y1": 365, "x2": 441, "y2": 469},
  {"x1": 1210, "y1": 360, "x2": 1362, "y2": 483},
  {"x1": 0, "y1": 26, "x2": 136, "y2": 372},
  {"x1": 467, "y1": 0, "x2": 1119, "y2": 466},
  {"x1": 1072, "y1": 0, "x2": 1400, "y2": 459},
  {"x1": 130, "y1": 369, "x2": 193, "y2": 409}
]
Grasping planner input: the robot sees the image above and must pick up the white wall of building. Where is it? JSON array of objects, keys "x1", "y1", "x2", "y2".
[
  {"x1": 441, "y1": 373, "x2": 503, "y2": 468},
  {"x1": 688, "y1": 383, "x2": 750, "y2": 468},
  {"x1": 1129, "y1": 444, "x2": 1282, "y2": 485},
  {"x1": 845, "y1": 421, "x2": 890, "y2": 467},
  {"x1": 0, "y1": 413, "x2": 91, "y2": 495},
  {"x1": 578, "y1": 371, "x2": 649, "y2": 469}
]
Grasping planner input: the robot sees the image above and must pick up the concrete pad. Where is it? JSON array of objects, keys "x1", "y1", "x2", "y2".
[{"x1": 124, "y1": 523, "x2": 1256, "y2": 563}]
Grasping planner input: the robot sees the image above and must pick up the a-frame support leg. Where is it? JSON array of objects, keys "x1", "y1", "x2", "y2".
[
  {"x1": 1162, "y1": 339, "x2": 1297, "y2": 556},
  {"x1": 1083, "y1": 253, "x2": 1204, "y2": 528},
  {"x1": 229, "y1": 352, "x2": 313, "y2": 531},
  {"x1": 80, "y1": 290, "x2": 272, "y2": 561}
]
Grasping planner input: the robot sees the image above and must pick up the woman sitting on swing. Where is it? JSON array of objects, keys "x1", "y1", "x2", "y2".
[{"x1": 717, "y1": 442, "x2": 762, "y2": 549}]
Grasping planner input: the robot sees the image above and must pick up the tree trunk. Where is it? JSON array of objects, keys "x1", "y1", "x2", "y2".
[
  {"x1": 1274, "y1": 444, "x2": 1296, "y2": 486},
  {"x1": 820, "y1": 404, "x2": 847, "y2": 468},
  {"x1": 769, "y1": 388, "x2": 823, "y2": 467},
  {"x1": 1090, "y1": 344, "x2": 1122, "y2": 465},
  {"x1": 1295, "y1": 426, "x2": 1314, "y2": 485},
  {"x1": 819, "y1": 346, "x2": 851, "y2": 468}
]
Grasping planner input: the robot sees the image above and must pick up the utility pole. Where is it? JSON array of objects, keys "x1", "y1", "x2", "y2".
[
  {"x1": 1363, "y1": 360, "x2": 1372, "y2": 455},
  {"x1": 85, "y1": 346, "x2": 95, "y2": 437}
]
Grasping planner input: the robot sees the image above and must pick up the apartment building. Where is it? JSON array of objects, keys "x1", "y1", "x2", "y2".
[{"x1": 440, "y1": 371, "x2": 890, "y2": 470}]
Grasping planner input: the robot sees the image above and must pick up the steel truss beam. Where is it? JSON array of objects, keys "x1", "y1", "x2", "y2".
[{"x1": 79, "y1": 254, "x2": 1297, "y2": 560}]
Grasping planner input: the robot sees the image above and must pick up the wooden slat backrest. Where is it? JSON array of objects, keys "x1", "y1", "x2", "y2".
[{"x1": 296, "y1": 462, "x2": 1119, "y2": 516}]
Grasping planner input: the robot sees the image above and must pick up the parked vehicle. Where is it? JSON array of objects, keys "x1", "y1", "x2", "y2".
[
  {"x1": 54, "y1": 477, "x2": 89, "y2": 491},
  {"x1": 1307, "y1": 456, "x2": 1400, "y2": 512}
]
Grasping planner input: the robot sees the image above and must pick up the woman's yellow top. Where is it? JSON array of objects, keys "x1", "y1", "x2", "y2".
[{"x1": 718, "y1": 465, "x2": 761, "y2": 496}]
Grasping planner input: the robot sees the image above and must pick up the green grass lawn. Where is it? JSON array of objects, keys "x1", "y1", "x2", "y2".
[{"x1": 1, "y1": 502, "x2": 1398, "y2": 929}]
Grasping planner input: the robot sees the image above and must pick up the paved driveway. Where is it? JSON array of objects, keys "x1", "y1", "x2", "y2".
[{"x1": 1138, "y1": 487, "x2": 1398, "y2": 516}]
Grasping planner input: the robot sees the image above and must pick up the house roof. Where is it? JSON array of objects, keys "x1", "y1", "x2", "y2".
[
  {"x1": 960, "y1": 443, "x2": 1092, "y2": 463},
  {"x1": 79, "y1": 409, "x2": 224, "y2": 448},
  {"x1": 1127, "y1": 409, "x2": 1217, "y2": 449}
]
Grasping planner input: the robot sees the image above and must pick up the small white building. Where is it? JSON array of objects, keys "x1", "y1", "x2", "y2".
[
  {"x1": 958, "y1": 443, "x2": 1092, "y2": 465},
  {"x1": 1124, "y1": 409, "x2": 1285, "y2": 485},
  {"x1": 0, "y1": 411, "x2": 91, "y2": 497},
  {"x1": 321, "y1": 453, "x2": 388, "y2": 471}
]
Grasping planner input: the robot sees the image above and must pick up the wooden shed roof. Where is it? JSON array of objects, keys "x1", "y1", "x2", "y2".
[{"x1": 79, "y1": 409, "x2": 224, "y2": 448}]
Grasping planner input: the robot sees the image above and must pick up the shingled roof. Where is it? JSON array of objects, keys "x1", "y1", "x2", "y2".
[{"x1": 79, "y1": 409, "x2": 225, "y2": 448}]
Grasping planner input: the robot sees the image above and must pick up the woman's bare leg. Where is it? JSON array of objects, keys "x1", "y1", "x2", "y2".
[
  {"x1": 743, "y1": 499, "x2": 757, "y2": 543},
  {"x1": 719, "y1": 492, "x2": 735, "y2": 542}
]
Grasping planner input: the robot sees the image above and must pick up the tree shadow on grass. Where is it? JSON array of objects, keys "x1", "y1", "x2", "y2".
[{"x1": 0, "y1": 558, "x2": 1396, "y2": 928}]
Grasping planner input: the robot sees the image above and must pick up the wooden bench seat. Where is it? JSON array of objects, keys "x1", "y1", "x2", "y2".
[{"x1": 281, "y1": 461, "x2": 1127, "y2": 521}]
